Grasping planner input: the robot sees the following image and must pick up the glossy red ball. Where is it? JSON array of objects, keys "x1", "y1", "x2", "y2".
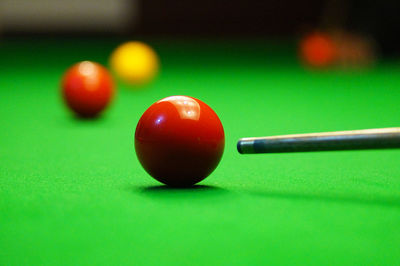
[
  {"x1": 62, "y1": 61, "x2": 114, "y2": 118},
  {"x1": 135, "y1": 96, "x2": 225, "y2": 187}
]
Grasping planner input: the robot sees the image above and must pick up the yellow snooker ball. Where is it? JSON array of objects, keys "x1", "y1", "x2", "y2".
[{"x1": 110, "y1": 41, "x2": 159, "y2": 86}]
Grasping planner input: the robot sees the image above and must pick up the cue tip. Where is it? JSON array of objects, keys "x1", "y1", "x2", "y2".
[
  {"x1": 237, "y1": 138, "x2": 255, "y2": 154},
  {"x1": 237, "y1": 140, "x2": 243, "y2": 154}
]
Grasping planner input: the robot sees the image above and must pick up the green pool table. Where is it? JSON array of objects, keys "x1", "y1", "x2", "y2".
[{"x1": 1, "y1": 38, "x2": 400, "y2": 265}]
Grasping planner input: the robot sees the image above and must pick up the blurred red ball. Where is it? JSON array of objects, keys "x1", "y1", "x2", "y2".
[
  {"x1": 62, "y1": 61, "x2": 114, "y2": 118},
  {"x1": 300, "y1": 32, "x2": 337, "y2": 68}
]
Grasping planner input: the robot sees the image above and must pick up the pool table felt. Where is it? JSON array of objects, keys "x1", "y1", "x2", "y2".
[{"x1": 1, "y1": 38, "x2": 400, "y2": 265}]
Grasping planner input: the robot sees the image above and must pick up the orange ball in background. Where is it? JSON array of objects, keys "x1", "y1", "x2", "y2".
[
  {"x1": 61, "y1": 61, "x2": 115, "y2": 118},
  {"x1": 300, "y1": 32, "x2": 337, "y2": 68}
]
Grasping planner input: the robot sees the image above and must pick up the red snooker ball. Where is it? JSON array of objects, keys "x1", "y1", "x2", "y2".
[
  {"x1": 300, "y1": 32, "x2": 337, "y2": 68},
  {"x1": 135, "y1": 96, "x2": 225, "y2": 187},
  {"x1": 61, "y1": 61, "x2": 114, "y2": 118}
]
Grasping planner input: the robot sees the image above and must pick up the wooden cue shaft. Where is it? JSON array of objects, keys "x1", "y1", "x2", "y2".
[{"x1": 237, "y1": 128, "x2": 400, "y2": 154}]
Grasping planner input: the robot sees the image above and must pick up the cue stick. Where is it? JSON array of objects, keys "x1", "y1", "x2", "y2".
[{"x1": 237, "y1": 127, "x2": 400, "y2": 154}]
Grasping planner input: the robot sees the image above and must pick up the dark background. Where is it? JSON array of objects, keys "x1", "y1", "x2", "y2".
[
  {"x1": 138, "y1": 0, "x2": 399, "y2": 54},
  {"x1": 2, "y1": 0, "x2": 399, "y2": 54}
]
